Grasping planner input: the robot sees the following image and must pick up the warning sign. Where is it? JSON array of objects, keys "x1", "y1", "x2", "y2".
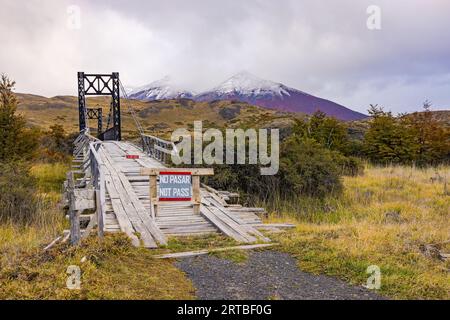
[{"x1": 158, "y1": 172, "x2": 192, "y2": 201}]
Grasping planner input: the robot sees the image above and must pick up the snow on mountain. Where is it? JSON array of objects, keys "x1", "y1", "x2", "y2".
[
  {"x1": 208, "y1": 71, "x2": 292, "y2": 97},
  {"x1": 195, "y1": 72, "x2": 366, "y2": 121},
  {"x1": 126, "y1": 72, "x2": 366, "y2": 121},
  {"x1": 127, "y1": 76, "x2": 194, "y2": 101}
]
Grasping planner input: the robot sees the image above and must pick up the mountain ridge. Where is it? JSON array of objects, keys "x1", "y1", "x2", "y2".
[
  {"x1": 127, "y1": 76, "x2": 195, "y2": 100},
  {"x1": 127, "y1": 72, "x2": 367, "y2": 121}
]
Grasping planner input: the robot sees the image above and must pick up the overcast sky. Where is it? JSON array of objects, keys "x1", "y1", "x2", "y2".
[{"x1": 1, "y1": 0, "x2": 449, "y2": 114}]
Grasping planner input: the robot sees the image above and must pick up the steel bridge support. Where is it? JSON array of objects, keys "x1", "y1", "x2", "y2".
[
  {"x1": 87, "y1": 108, "x2": 103, "y2": 134},
  {"x1": 77, "y1": 72, "x2": 121, "y2": 141}
]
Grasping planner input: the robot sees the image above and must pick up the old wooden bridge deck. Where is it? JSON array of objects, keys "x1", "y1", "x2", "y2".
[{"x1": 66, "y1": 133, "x2": 286, "y2": 248}]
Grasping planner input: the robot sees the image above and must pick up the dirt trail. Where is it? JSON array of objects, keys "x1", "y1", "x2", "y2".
[{"x1": 175, "y1": 251, "x2": 384, "y2": 300}]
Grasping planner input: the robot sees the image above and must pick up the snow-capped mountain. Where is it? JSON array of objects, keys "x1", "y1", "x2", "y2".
[
  {"x1": 127, "y1": 76, "x2": 194, "y2": 101},
  {"x1": 127, "y1": 72, "x2": 366, "y2": 121},
  {"x1": 195, "y1": 71, "x2": 294, "y2": 100},
  {"x1": 195, "y1": 71, "x2": 366, "y2": 121}
]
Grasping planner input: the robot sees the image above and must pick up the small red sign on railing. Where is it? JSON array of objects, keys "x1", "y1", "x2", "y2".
[{"x1": 126, "y1": 155, "x2": 140, "y2": 159}]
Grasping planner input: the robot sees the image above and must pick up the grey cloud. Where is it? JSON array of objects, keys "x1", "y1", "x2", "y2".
[{"x1": 0, "y1": 0, "x2": 449, "y2": 113}]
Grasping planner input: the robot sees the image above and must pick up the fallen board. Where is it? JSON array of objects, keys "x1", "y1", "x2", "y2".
[{"x1": 153, "y1": 243, "x2": 277, "y2": 259}]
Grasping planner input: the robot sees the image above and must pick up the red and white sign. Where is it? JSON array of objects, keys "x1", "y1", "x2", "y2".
[{"x1": 158, "y1": 171, "x2": 192, "y2": 201}]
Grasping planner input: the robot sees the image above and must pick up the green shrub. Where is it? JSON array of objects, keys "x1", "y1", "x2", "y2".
[
  {"x1": 280, "y1": 136, "x2": 343, "y2": 197},
  {"x1": 205, "y1": 136, "x2": 343, "y2": 201},
  {"x1": 0, "y1": 74, "x2": 39, "y2": 162},
  {"x1": 38, "y1": 125, "x2": 75, "y2": 163},
  {"x1": 0, "y1": 162, "x2": 38, "y2": 225},
  {"x1": 332, "y1": 153, "x2": 364, "y2": 177}
]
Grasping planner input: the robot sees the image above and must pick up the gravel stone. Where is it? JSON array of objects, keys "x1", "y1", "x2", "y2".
[{"x1": 175, "y1": 251, "x2": 384, "y2": 300}]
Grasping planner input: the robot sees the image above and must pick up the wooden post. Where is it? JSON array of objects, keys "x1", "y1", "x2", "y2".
[
  {"x1": 67, "y1": 171, "x2": 81, "y2": 246},
  {"x1": 192, "y1": 175, "x2": 201, "y2": 214},
  {"x1": 96, "y1": 189, "x2": 104, "y2": 238},
  {"x1": 149, "y1": 174, "x2": 157, "y2": 218},
  {"x1": 70, "y1": 209, "x2": 81, "y2": 245}
]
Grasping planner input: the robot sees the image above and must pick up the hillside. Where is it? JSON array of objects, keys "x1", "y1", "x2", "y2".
[
  {"x1": 16, "y1": 93, "x2": 302, "y2": 139},
  {"x1": 195, "y1": 72, "x2": 367, "y2": 121}
]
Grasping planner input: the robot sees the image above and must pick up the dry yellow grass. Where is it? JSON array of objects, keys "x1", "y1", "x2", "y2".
[
  {"x1": 16, "y1": 93, "x2": 298, "y2": 139},
  {"x1": 0, "y1": 235, "x2": 195, "y2": 300},
  {"x1": 0, "y1": 162, "x2": 195, "y2": 300},
  {"x1": 268, "y1": 165, "x2": 450, "y2": 299},
  {"x1": 0, "y1": 163, "x2": 68, "y2": 259}
]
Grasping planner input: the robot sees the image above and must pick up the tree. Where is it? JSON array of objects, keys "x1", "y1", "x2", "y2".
[
  {"x1": 0, "y1": 74, "x2": 38, "y2": 162},
  {"x1": 280, "y1": 136, "x2": 343, "y2": 197},
  {"x1": 292, "y1": 110, "x2": 349, "y2": 153},
  {"x1": 363, "y1": 105, "x2": 416, "y2": 164},
  {"x1": 402, "y1": 101, "x2": 450, "y2": 165}
]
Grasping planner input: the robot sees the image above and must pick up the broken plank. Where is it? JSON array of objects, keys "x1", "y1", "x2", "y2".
[{"x1": 153, "y1": 243, "x2": 277, "y2": 259}]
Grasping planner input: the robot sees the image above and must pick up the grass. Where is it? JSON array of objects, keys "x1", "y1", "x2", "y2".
[
  {"x1": 0, "y1": 162, "x2": 195, "y2": 299},
  {"x1": 266, "y1": 164, "x2": 450, "y2": 300},
  {"x1": 31, "y1": 162, "x2": 69, "y2": 195},
  {"x1": 0, "y1": 234, "x2": 194, "y2": 299},
  {"x1": 209, "y1": 249, "x2": 249, "y2": 264},
  {"x1": 2, "y1": 162, "x2": 448, "y2": 299},
  {"x1": 0, "y1": 162, "x2": 68, "y2": 260},
  {"x1": 152, "y1": 233, "x2": 240, "y2": 255}
]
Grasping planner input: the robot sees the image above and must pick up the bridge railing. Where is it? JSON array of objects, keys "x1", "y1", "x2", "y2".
[
  {"x1": 89, "y1": 142, "x2": 106, "y2": 238},
  {"x1": 68, "y1": 131, "x2": 106, "y2": 244},
  {"x1": 141, "y1": 133, "x2": 177, "y2": 164}
]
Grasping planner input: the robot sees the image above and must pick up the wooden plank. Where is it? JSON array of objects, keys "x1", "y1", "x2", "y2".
[
  {"x1": 101, "y1": 143, "x2": 166, "y2": 245},
  {"x1": 253, "y1": 223, "x2": 296, "y2": 229},
  {"x1": 99, "y1": 150, "x2": 141, "y2": 246},
  {"x1": 110, "y1": 199, "x2": 143, "y2": 247},
  {"x1": 100, "y1": 149, "x2": 157, "y2": 248},
  {"x1": 202, "y1": 193, "x2": 267, "y2": 242},
  {"x1": 229, "y1": 208, "x2": 266, "y2": 213},
  {"x1": 153, "y1": 243, "x2": 276, "y2": 259},
  {"x1": 200, "y1": 206, "x2": 249, "y2": 242},
  {"x1": 206, "y1": 196, "x2": 270, "y2": 242},
  {"x1": 73, "y1": 189, "x2": 95, "y2": 211},
  {"x1": 43, "y1": 236, "x2": 62, "y2": 251}
]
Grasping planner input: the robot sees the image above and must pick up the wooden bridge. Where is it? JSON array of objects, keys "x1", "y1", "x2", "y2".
[
  {"x1": 59, "y1": 72, "x2": 292, "y2": 249},
  {"x1": 65, "y1": 131, "x2": 283, "y2": 248}
]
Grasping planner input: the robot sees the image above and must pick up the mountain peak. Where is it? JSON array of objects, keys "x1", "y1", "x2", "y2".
[
  {"x1": 128, "y1": 73, "x2": 367, "y2": 121},
  {"x1": 212, "y1": 71, "x2": 290, "y2": 97},
  {"x1": 127, "y1": 76, "x2": 194, "y2": 101}
]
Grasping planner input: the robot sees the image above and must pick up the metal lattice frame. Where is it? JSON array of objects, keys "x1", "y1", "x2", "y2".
[
  {"x1": 78, "y1": 72, "x2": 121, "y2": 141},
  {"x1": 87, "y1": 108, "x2": 103, "y2": 134}
]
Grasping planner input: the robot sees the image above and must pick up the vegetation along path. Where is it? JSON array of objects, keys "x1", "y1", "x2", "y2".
[{"x1": 175, "y1": 250, "x2": 384, "y2": 300}]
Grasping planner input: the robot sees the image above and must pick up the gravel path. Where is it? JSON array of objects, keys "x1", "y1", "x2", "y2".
[{"x1": 175, "y1": 251, "x2": 384, "y2": 300}]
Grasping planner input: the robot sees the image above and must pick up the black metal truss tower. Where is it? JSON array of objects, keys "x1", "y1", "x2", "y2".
[
  {"x1": 86, "y1": 108, "x2": 103, "y2": 134},
  {"x1": 77, "y1": 72, "x2": 121, "y2": 141}
]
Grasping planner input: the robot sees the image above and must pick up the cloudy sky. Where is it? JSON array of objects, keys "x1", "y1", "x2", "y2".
[{"x1": 1, "y1": 0, "x2": 449, "y2": 114}]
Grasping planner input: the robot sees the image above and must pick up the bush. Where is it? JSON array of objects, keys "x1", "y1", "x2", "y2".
[
  {"x1": 280, "y1": 136, "x2": 343, "y2": 197},
  {"x1": 205, "y1": 136, "x2": 343, "y2": 201},
  {"x1": 0, "y1": 162, "x2": 38, "y2": 225},
  {"x1": 332, "y1": 153, "x2": 364, "y2": 177},
  {"x1": 38, "y1": 125, "x2": 75, "y2": 163}
]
